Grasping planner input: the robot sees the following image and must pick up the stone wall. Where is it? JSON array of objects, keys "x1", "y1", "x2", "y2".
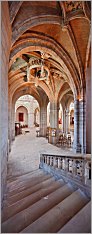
[
  {"x1": 1, "y1": 2, "x2": 11, "y2": 205},
  {"x1": 16, "y1": 106, "x2": 28, "y2": 126}
]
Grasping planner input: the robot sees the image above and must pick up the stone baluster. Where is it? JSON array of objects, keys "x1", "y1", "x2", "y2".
[
  {"x1": 58, "y1": 157, "x2": 62, "y2": 169},
  {"x1": 53, "y1": 157, "x2": 57, "y2": 168},
  {"x1": 44, "y1": 156, "x2": 47, "y2": 164},
  {"x1": 81, "y1": 160, "x2": 86, "y2": 184},
  {"x1": 73, "y1": 159, "x2": 77, "y2": 177},
  {"x1": 84, "y1": 161, "x2": 91, "y2": 185},
  {"x1": 50, "y1": 157, "x2": 53, "y2": 166},
  {"x1": 47, "y1": 156, "x2": 50, "y2": 166},
  {"x1": 39, "y1": 154, "x2": 44, "y2": 168},
  {"x1": 65, "y1": 158, "x2": 69, "y2": 172},
  {"x1": 62, "y1": 158, "x2": 65, "y2": 170}
]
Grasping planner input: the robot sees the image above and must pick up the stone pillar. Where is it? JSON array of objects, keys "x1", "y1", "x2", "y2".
[
  {"x1": 9, "y1": 100, "x2": 16, "y2": 145},
  {"x1": 8, "y1": 99, "x2": 12, "y2": 152},
  {"x1": 73, "y1": 98, "x2": 86, "y2": 153},
  {"x1": 79, "y1": 99, "x2": 86, "y2": 153},
  {"x1": 28, "y1": 111, "x2": 34, "y2": 127},
  {"x1": 28, "y1": 101, "x2": 34, "y2": 127},
  {"x1": 47, "y1": 103, "x2": 50, "y2": 127},
  {"x1": 62, "y1": 109, "x2": 66, "y2": 133},
  {"x1": 11, "y1": 103, "x2": 15, "y2": 141},
  {"x1": 86, "y1": 66, "x2": 91, "y2": 153},
  {"x1": 36, "y1": 110, "x2": 40, "y2": 125},
  {"x1": 39, "y1": 104, "x2": 47, "y2": 137},
  {"x1": 73, "y1": 99, "x2": 81, "y2": 153},
  {"x1": 34, "y1": 112, "x2": 36, "y2": 125},
  {"x1": 50, "y1": 102, "x2": 59, "y2": 129},
  {"x1": 49, "y1": 102, "x2": 59, "y2": 144},
  {"x1": 66, "y1": 109, "x2": 70, "y2": 134}
]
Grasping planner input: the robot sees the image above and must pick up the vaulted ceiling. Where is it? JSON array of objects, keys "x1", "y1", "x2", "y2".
[{"x1": 8, "y1": 1, "x2": 91, "y2": 105}]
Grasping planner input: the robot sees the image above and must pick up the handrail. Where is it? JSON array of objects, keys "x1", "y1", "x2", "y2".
[
  {"x1": 39, "y1": 153, "x2": 91, "y2": 193},
  {"x1": 40, "y1": 153, "x2": 91, "y2": 160}
]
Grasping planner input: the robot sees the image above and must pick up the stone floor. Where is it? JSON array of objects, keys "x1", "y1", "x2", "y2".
[{"x1": 7, "y1": 127, "x2": 74, "y2": 180}]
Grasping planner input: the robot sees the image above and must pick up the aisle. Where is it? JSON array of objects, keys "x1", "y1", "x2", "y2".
[{"x1": 7, "y1": 127, "x2": 74, "y2": 180}]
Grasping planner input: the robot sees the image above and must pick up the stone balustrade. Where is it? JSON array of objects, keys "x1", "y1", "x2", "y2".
[{"x1": 40, "y1": 154, "x2": 91, "y2": 196}]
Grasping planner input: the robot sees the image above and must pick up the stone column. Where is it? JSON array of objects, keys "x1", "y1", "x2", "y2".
[
  {"x1": 11, "y1": 103, "x2": 15, "y2": 141},
  {"x1": 50, "y1": 102, "x2": 59, "y2": 129},
  {"x1": 39, "y1": 104, "x2": 47, "y2": 137},
  {"x1": 79, "y1": 99, "x2": 86, "y2": 153},
  {"x1": 34, "y1": 112, "x2": 36, "y2": 125},
  {"x1": 73, "y1": 99, "x2": 81, "y2": 153},
  {"x1": 49, "y1": 102, "x2": 59, "y2": 144},
  {"x1": 36, "y1": 110, "x2": 40, "y2": 125},
  {"x1": 86, "y1": 66, "x2": 91, "y2": 153},
  {"x1": 73, "y1": 98, "x2": 86, "y2": 153},
  {"x1": 28, "y1": 111, "x2": 34, "y2": 127},
  {"x1": 66, "y1": 109, "x2": 70, "y2": 134},
  {"x1": 8, "y1": 99, "x2": 12, "y2": 152},
  {"x1": 62, "y1": 109, "x2": 66, "y2": 133}
]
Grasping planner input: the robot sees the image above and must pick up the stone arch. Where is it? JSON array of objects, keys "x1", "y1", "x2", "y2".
[
  {"x1": 9, "y1": 73, "x2": 54, "y2": 103},
  {"x1": 15, "y1": 105, "x2": 28, "y2": 127},
  {"x1": 9, "y1": 85, "x2": 41, "y2": 142},
  {"x1": 58, "y1": 82, "x2": 72, "y2": 105},
  {"x1": 9, "y1": 33, "x2": 81, "y2": 97},
  {"x1": 15, "y1": 103, "x2": 29, "y2": 112},
  {"x1": 10, "y1": 84, "x2": 41, "y2": 107}
]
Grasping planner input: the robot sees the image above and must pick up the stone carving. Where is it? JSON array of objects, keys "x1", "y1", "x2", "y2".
[
  {"x1": 27, "y1": 57, "x2": 50, "y2": 82},
  {"x1": 64, "y1": 1, "x2": 83, "y2": 13}
]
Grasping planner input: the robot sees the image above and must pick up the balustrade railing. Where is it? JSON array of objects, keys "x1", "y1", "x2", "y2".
[{"x1": 40, "y1": 154, "x2": 91, "y2": 187}]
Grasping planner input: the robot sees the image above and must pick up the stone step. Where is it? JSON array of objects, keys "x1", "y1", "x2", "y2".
[
  {"x1": 3, "y1": 174, "x2": 53, "y2": 208},
  {"x1": 2, "y1": 179, "x2": 64, "y2": 222},
  {"x1": 7, "y1": 170, "x2": 47, "y2": 189},
  {"x1": 21, "y1": 189, "x2": 89, "y2": 233},
  {"x1": 58, "y1": 201, "x2": 91, "y2": 233},
  {"x1": 7, "y1": 169, "x2": 43, "y2": 187},
  {"x1": 7, "y1": 168, "x2": 41, "y2": 183},
  {"x1": 7, "y1": 177, "x2": 56, "y2": 204},
  {"x1": 1, "y1": 183, "x2": 74, "y2": 233},
  {"x1": 7, "y1": 173, "x2": 52, "y2": 195}
]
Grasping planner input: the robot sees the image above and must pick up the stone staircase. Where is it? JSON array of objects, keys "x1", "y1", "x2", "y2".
[{"x1": 1, "y1": 169, "x2": 91, "y2": 233}]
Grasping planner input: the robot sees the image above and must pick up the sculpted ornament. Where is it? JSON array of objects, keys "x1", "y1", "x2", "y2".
[{"x1": 64, "y1": 1, "x2": 83, "y2": 13}]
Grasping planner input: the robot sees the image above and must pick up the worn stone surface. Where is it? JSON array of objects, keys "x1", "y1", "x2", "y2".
[
  {"x1": 58, "y1": 201, "x2": 91, "y2": 233},
  {"x1": 7, "y1": 127, "x2": 74, "y2": 179},
  {"x1": 21, "y1": 189, "x2": 89, "y2": 233},
  {"x1": 1, "y1": 128, "x2": 91, "y2": 233}
]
